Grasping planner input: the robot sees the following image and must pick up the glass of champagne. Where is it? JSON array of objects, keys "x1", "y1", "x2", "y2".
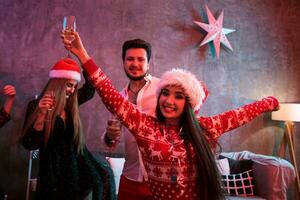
[
  {"x1": 107, "y1": 113, "x2": 121, "y2": 142},
  {"x1": 46, "y1": 91, "x2": 55, "y2": 111},
  {"x1": 63, "y1": 16, "x2": 76, "y2": 57},
  {"x1": 44, "y1": 91, "x2": 55, "y2": 123}
]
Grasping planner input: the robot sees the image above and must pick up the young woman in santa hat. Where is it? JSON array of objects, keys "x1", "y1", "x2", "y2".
[
  {"x1": 21, "y1": 58, "x2": 116, "y2": 200},
  {"x1": 62, "y1": 31, "x2": 279, "y2": 200}
]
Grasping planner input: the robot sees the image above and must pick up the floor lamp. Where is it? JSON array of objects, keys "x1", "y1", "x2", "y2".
[{"x1": 272, "y1": 103, "x2": 300, "y2": 198}]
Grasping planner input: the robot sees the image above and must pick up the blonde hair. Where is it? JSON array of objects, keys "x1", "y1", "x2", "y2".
[{"x1": 22, "y1": 78, "x2": 85, "y2": 153}]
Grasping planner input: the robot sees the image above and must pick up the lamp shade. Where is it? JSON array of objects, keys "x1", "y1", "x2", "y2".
[{"x1": 271, "y1": 103, "x2": 300, "y2": 122}]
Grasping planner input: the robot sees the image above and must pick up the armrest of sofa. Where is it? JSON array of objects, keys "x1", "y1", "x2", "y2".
[{"x1": 220, "y1": 151, "x2": 296, "y2": 200}]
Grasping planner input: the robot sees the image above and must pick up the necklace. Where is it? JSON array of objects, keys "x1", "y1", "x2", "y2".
[
  {"x1": 128, "y1": 87, "x2": 139, "y2": 105},
  {"x1": 128, "y1": 85, "x2": 143, "y2": 104},
  {"x1": 170, "y1": 139, "x2": 178, "y2": 184},
  {"x1": 167, "y1": 126, "x2": 183, "y2": 184},
  {"x1": 128, "y1": 86, "x2": 141, "y2": 95}
]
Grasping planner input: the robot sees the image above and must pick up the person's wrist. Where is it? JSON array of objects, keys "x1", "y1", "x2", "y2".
[
  {"x1": 7, "y1": 97, "x2": 15, "y2": 103},
  {"x1": 37, "y1": 109, "x2": 47, "y2": 116},
  {"x1": 78, "y1": 50, "x2": 90, "y2": 64}
]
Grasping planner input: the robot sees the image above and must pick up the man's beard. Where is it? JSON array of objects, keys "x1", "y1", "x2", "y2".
[{"x1": 125, "y1": 70, "x2": 148, "y2": 81}]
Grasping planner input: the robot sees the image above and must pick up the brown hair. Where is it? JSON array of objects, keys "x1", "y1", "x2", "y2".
[
  {"x1": 122, "y1": 39, "x2": 152, "y2": 62},
  {"x1": 22, "y1": 78, "x2": 85, "y2": 153}
]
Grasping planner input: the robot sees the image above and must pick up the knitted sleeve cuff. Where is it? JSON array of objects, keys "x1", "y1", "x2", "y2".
[
  {"x1": 82, "y1": 59, "x2": 99, "y2": 75},
  {"x1": 262, "y1": 96, "x2": 279, "y2": 111}
]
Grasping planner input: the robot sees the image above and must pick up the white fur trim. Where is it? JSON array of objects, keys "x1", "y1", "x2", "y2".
[
  {"x1": 157, "y1": 68, "x2": 206, "y2": 111},
  {"x1": 49, "y1": 70, "x2": 81, "y2": 82}
]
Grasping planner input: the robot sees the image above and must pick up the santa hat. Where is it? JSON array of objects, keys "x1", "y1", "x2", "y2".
[
  {"x1": 157, "y1": 68, "x2": 209, "y2": 111},
  {"x1": 49, "y1": 58, "x2": 81, "y2": 82}
]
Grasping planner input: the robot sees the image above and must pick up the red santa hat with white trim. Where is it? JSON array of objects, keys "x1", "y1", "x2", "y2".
[
  {"x1": 157, "y1": 68, "x2": 209, "y2": 112},
  {"x1": 49, "y1": 58, "x2": 81, "y2": 82}
]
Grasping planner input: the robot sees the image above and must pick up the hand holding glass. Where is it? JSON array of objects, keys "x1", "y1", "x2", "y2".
[
  {"x1": 107, "y1": 114, "x2": 121, "y2": 142},
  {"x1": 44, "y1": 91, "x2": 55, "y2": 111}
]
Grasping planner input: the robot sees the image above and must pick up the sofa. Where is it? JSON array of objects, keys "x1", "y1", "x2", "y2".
[
  {"x1": 96, "y1": 151, "x2": 296, "y2": 199},
  {"x1": 218, "y1": 151, "x2": 296, "y2": 200}
]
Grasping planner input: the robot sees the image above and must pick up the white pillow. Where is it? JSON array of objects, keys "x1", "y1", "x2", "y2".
[{"x1": 216, "y1": 158, "x2": 230, "y2": 175}]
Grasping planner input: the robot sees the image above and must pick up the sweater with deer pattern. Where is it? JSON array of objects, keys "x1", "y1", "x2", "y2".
[{"x1": 83, "y1": 59, "x2": 279, "y2": 200}]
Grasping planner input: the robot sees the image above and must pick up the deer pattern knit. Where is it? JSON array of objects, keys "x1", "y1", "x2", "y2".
[{"x1": 83, "y1": 59, "x2": 279, "y2": 200}]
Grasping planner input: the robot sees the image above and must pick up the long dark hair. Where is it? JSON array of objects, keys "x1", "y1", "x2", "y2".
[{"x1": 156, "y1": 93, "x2": 224, "y2": 200}]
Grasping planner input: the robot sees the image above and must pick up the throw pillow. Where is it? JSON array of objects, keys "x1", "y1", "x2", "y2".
[
  {"x1": 216, "y1": 158, "x2": 230, "y2": 175},
  {"x1": 218, "y1": 155, "x2": 253, "y2": 174},
  {"x1": 221, "y1": 169, "x2": 255, "y2": 196}
]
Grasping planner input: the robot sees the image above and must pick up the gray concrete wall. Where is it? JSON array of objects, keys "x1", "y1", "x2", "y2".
[{"x1": 0, "y1": 0, "x2": 299, "y2": 199}]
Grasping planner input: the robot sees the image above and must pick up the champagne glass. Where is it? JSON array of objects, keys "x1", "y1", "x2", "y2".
[
  {"x1": 107, "y1": 113, "x2": 121, "y2": 142},
  {"x1": 44, "y1": 91, "x2": 55, "y2": 123},
  {"x1": 62, "y1": 16, "x2": 76, "y2": 57},
  {"x1": 44, "y1": 91, "x2": 55, "y2": 111}
]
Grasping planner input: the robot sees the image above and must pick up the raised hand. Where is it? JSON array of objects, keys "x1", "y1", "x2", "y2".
[
  {"x1": 263, "y1": 96, "x2": 280, "y2": 111},
  {"x1": 2, "y1": 84, "x2": 16, "y2": 114},
  {"x1": 38, "y1": 91, "x2": 55, "y2": 114},
  {"x1": 61, "y1": 30, "x2": 90, "y2": 64},
  {"x1": 3, "y1": 85, "x2": 16, "y2": 99}
]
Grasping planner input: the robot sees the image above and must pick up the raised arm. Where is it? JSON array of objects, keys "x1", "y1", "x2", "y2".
[
  {"x1": 0, "y1": 85, "x2": 16, "y2": 127},
  {"x1": 77, "y1": 70, "x2": 95, "y2": 105},
  {"x1": 3, "y1": 85, "x2": 16, "y2": 114},
  {"x1": 0, "y1": 107, "x2": 10, "y2": 128},
  {"x1": 62, "y1": 31, "x2": 156, "y2": 139},
  {"x1": 199, "y1": 96, "x2": 279, "y2": 143}
]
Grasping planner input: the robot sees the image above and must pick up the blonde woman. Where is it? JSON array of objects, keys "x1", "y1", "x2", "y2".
[{"x1": 22, "y1": 58, "x2": 116, "y2": 200}]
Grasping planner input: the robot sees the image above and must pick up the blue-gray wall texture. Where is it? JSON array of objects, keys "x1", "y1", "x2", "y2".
[{"x1": 0, "y1": 0, "x2": 299, "y2": 199}]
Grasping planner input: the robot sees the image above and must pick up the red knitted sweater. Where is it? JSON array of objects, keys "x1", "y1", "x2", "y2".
[{"x1": 83, "y1": 59, "x2": 279, "y2": 200}]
